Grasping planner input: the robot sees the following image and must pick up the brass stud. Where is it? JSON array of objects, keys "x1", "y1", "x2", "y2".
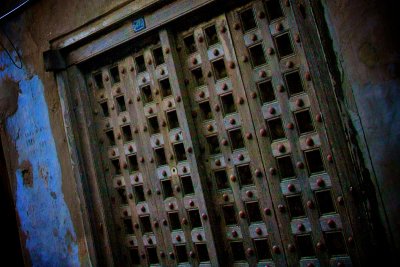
[
  {"x1": 246, "y1": 190, "x2": 253, "y2": 197},
  {"x1": 229, "y1": 118, "x2": 236, "y2": 125},
  {"x1": 305, "y1": 71, "x2": 311, "y2": 81},
  {"x1": 213, "y1": 49, "x2": 220, "y2": 56},
  {"x1": 278, "y1": 204, "x2": 285, "y2": 212},
  {"x1": 316, "y1": 114, "x2": 323, "y2": 122},
  {"x1": 259, "y1": 70, "x2": 267, "y2": 78},
  {"x1": 307, "y1": 200, "x2": 315, "y2": 209},
  {"x1": 176, "y1": 96, "x2": 182, "y2": 102},
  {"x1": 246, "y1": 133, "x2": 253, "y2": 139},
  {"x1": 278, "y1": 144, "x2": 286, "y2": 153},
  {"x1": 316, "y1": 177, "x2": 325, "y2": 187},
  {"x1": 255, "y1": 227, "x2": 262, "y2": 235},
  {"x1": 255, "y1": 169, "x2": 262, "y2": 177},
  {"x1": 230, "y1": 174, "x2": 237, "y2": 182},
  {"x1": 269, "y1": 107, "x2": 276, "y2": 114},
  {"x1": 232, "y1": 230, "x2": 238, "y2": 237},
  {"x1": 242, "y1": 55, "x2": 249, "y2": 63},
  {"x1": 287, "y1": 122, "x2": 294, "y2": 129},
  {"x1": 214, "y1": 104, "x2": 220, "y2": 112},
  {"x1": 286, "y1": 61, "x2": 294, "y2": 68},
  {"x1": 296, "y1": 161, "x2": 304, "y2": 169},
  {"x1": 327, "y1": 154, "x2": 333, "y2": 162},
  {"x1": 297, "y1": 223, "x2": 305, "y2": 231},
  {"x1": 264, "y1": 207, "x2": 271, "y2": 215},
  {"x1": 164, "y1": 47, "x2": 170, "y2": 54},
  {"x1": 251, "y1": 34, "x2": 258, "y2": 42},
  {"x1": 287, "y1": 183, "x2": 296, "y2": 192},
  {"x1": 269, "y1": 167, "x2": 277, "y2": 175},
  {"x1": 247, "y1": 248, "x2": 254, "y2": 256},
  {"x1": 288, "y1": 244, "x2": 296, "y2": 252},
  {"x1": 260, "y1": 128, "x2": 267, "y2": 136},
  {"x1": 221, "y1": 139, "x2": 228, "y2": 146},
  {"x1": 267, "y1": 47, "x2": 274, "y2": 55},
  {"x1": 198, "y1": 36, "x2": 204, "y2": 43},
  {"x1": 239, "y1": 210, "x2": 246, "y2": 218},
  {"x1": 220, "y1": 26, "x2": 227, "y2": 33},
  {"x1": 272, "y1": 245, "x2": 280, "y2": 254},
  {"x1": 275, "y1": 23, "x2": 283, "y2": 31},
  {"x1": 258, "y1": 11, "x2": 266, "y2": 19},
  {"x1": 306, "y1": 137, "x2": 314, "y2": 146},
  {"x1": 277, "y1": 84, "x2": 285, "y2": 92},
  {"x1": 201, "y1": 213, "x2": 208, "y2": 220},
  {"x1": 294, "y1": 33, "x2": 300, "y2": 43},
  {"x1": 234, "y1": 23, "x2": 241, "y2": 30},
  {"x1": 251, "y1": 92, "x2": 257, "y2": 99},
  {"x1": 238, "y1": 97, "x2": 244, "y2": 105}
]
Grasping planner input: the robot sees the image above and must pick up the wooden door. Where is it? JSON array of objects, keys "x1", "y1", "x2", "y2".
[{"x1": 84, "y1": 1, "x2": 359, "y2": 266}]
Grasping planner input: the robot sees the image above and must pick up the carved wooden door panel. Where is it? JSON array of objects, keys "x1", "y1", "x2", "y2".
[{"x1": 84, "y1": 1, "x2": 358, "y2": 266}]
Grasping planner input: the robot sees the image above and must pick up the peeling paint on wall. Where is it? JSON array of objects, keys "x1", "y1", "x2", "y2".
[{"x1": 0, "y1": 51, "x2": 79, "y2": 266}]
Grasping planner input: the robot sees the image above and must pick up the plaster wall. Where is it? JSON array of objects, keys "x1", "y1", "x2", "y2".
[
  {"x1": 322, "y1": 0, "x2": 400, "y2": 254},
  {"x1": 0, "y1": 0, "x2": 130, "y2": 265}
]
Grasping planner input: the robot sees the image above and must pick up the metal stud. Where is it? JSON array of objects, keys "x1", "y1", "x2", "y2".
[
  {"x1": 264, "y1": 207, "x2": 271, "y2": 215},
  {"x1": 287, "y1": 183, "x2": 296, "y2": 192},
  {"x1": 230, "y1": 175, "x2": 237, "y2": 182},
  {"x1": 239, "y1": 210, "x2": 246, "y2": 218}
]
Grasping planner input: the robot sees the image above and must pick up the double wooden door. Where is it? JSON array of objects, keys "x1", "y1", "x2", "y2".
[{"x1": 85, "y1": 1, "x2": 358, "y2": 266}]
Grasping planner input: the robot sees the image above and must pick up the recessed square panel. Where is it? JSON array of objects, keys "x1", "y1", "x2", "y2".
[
  {"x1": 212, "y1": 59, "x2": 227, "y2": 80},
  {"x1": 128, "y1": 154, "x2": 138, "y2": 173},
  {"x1": 286, "y1": 195, "x2": 306, "y2": 219},
  {"x1": 175, "y1": 245, "x2": 188, "y2": 263},
  {"x1": 205, "y1": 25, "x2": 219, "y2": 47},
  {"x1": 315, "y1": 190, "x2": 336, "y2": 215},
  {"x1": 135, "y1": 55, "x2": 146, "y2": 73},
  {"x1": 199, "y1": 101, "x2": 213, "y2": 121},
  {"x1": 246, "y1": 201, "x2": 263, "y2": 223},
  {"x1": 111, "y1": 159, "x2": 121, "y2": 175},
  {"x1": 274, "y1": 33, "x2": 294, "y2": 58},
  {"x1": 116, "y1": 96, "x2": 126, "y2": 113},
  {"x1": 155, "y1": 147, "x2": 167, "y2": 166},
  {"x1": 258, "y1": 80, "x2": 275, "y2": 103},
  {"x1": 146, "y1": 247, "x2": 159, "y2": 264},
  {"x1": 254, "y1": 239, "x2": 272, "y2": 260},
  {"x1": 249, "y1": 44, "x2": 267, "y2": 67},
  {"x1": 148, "y1": 116, "x2": 160, "y2": 135},
  {"x1": 181, "y1": 176, "x2": 195, "y2": 195},
  {"x1": 122, "y1": 125, "x2": 133, "y2": 142},
  {"x1": 124, "y1": 219, "x2": 134, "y2": 234},
  {"x1": 162, "y1": 179, "x2": 174, "y2": 199},
  {"x1": 94, "y1": 72, "x2": 104, "y2": 89},
  {"x1": 160, "y1": 78, "x2": 172, "y2": 98},
  {"x1": 206, "y1": 135, "x2": 221, "y2": 155},
  {"x1": 285, "y1": 71, "x2": 304, "y2": 96},
  {"x1": 237, "y1": 164, "x2": 253, "y2": 186},
  {"x1": 305, "y1": 149, "x2": 325, "y2": 174},
  {"x1": 184, "y1": 34, "x2": 197, "y2": 54},
  {"x1": 153, "y1": 47, "x2": 165, "y2": 66},
  {"x1": 141, "y1": 85, "x2": 153, "y2": 104},
  {"x1": 325, "y1": 231, "x2": 347, "y2": 256},
  {"x1": 265, "y1": 0, "x2": 284, "y2": 21},
  {"x1": 221, "y1": 93, "x2": 237, "y2": 116},
  {"x1": 196, "y1": 243, "x2": 210, "y2": 262},
  {"x1": 140, "y1": 215, "x2": 153, "y2": 233},
  {"x1": 222, "y1": 205, "x2": 237, "y2": 225},
  {"x1": 100, "y1": 102, "x2": 109, "y2": 117},
  {"x1": 192, "y1": 68, "x2": 205, "y2": 87},
  {"x1": 294, "y1": 109, "x2": 315, "y2": 134},
  {"x1": 267, "y1": 117, "x2": 286, "y2": 141},
  {"x1": 276, "y1": 155, "x2": 295, "y2": 179},
  {"x1": 240, "y1": 8, "x2": 257, "y2": 32},
  {"x1": 117, "y1": 188, "x2": 128, "y2": 204},
  {"x1": 214, "y1": 169, "x2": 229, "y2": 190},
  {"x1": 110, "y1": 65, "x2": 120, "y2": 84},
  {"x1": 230, "y1": 241, "x2": 246, "y2": 261},
  {"x1": 167, "y1": 110, "x2": 180, "y2": 129},
  {"x1": 188, "y1": 209, "x2": 202, "y2": 228},
  {"x1": 296, "y1": 234, "x2": 315, "y2": 257},
  {"x1": 228, "y1": 128, "x2": 245, "y2": 150},
  {"x1": 134, "y1": 185, "x2": 145, "y2": 203},
  {"x1": 130, "y1": 248, "x2": 141, "y2": 266},
  {"x1": 106, "y1": 130, "x2": 116, "y2": 146},
  {"x1": 174, "y1": 143, "x2": 187, "y2": 162},
  {"x1": 168, "y1": 211, "x2": 181, "y2": 230}
]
